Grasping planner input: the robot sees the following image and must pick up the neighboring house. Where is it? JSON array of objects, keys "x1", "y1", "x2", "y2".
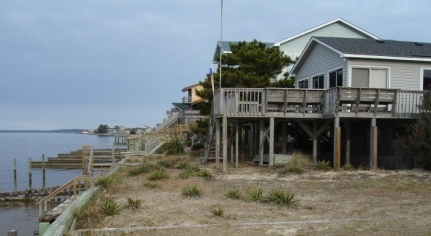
[
  {"x1": 212, "y1": 18, "x2": 380, "y2": 82},
  {"x1": 273, "y1": 18, "x2": 380, "y2": 80},
  {"x1": 155, "y1": 84, "x2": 206, "y2": 132},
  {"x1": 291, "y1": 37, "x2": 431, "y2": 90}
]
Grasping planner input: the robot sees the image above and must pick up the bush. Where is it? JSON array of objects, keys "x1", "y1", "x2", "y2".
[
  {"x1": 210, "y1": 206, "x2": 224, "y2": 217},
  {"x1": 264, "y1": 190, "x2": 299, "y2": 208},
  {"x1": 316, "y1": 160, "x2": 332, "y2": 171},
  {"x1": 157, "y1": 159, "x2": 173, "y2": 168},
  {"x1": 148, "y1": 169, "x2": 170, "y2": 181},
  {"x1": 226, "y1": 189, "x2": 241, "y2": 199},
  {"x1": 197, "y1": 170, "x2": 214, "y2": 181},
  {"x1": 127, "y1": 198, "x2": 142, "y2": 210},
  {"x1": 176, "y1": 161, "x2": 190, "y2": 169},
  {"x1": 191, "y1": 143, "x2": 205, "y2": 151},
  {"x1": 155, "y1": 138, "x2": 185, "y2": 155},
  {"x1": 128, "y1": 164, "x2": 154, "y2": 176},
  {"x1": 144, "y1": 181, "x2": 159, "y2": 189},
  {"x1": 247, "y1": 188, "x2": 263, "y2": 202},
  {"x1": 182, "y1": 185, "x2": 202, "y2": 197},
  {"x1": 94, "y1": 176, "x2": 113, "y2": 190},
  {"x1": 99, "y1": 198, "x2": 122, "y2": 216}
]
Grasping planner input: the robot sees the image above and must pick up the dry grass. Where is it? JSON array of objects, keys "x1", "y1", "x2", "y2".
[{"x1": 73, "y1": 154, "x2": 431, "y2": 236}]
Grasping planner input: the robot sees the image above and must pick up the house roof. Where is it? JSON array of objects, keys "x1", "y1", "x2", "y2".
[
  {"x1": 273, "y1": 18, "x2": 380, "y2": 47},
  {"x1": 291, "y1": 37, "x2": 431, "y2": 74},
  {"x1": 172, "y1": 103, "x2": 190, "y2": 111},
  {"x1": 213, "y1": 41, "x2": 274, "y2": 64},
  {"x1": 182, "y1": 83, "x2": 201, "y2": 92}
]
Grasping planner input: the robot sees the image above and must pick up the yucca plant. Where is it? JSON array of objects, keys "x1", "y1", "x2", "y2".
[
  {"x1": 264, "y1": 190, "x2": 299, "y2": 208},
  {"x1": 197, "y1": 169, "x2": 214, "y2": 181},
  {"x1": 128, "y1": 164, "x2": 154, "y2": 176},
  {"x1": 95, "y1": 176, "x2": 113, "y2": 190},
  {"x1": 226, "y1": 189, "x2": 241, "y2": 199},
  {"x1": 144, "y1": 181, "x2": 159, "y2": 189},
  {"x1": 127, "y1": 197, "x2": 143, "y2": 210},
  {"x1": 179, "y1": 170, "x2": 192, "y2": 179},
  {"x1": 176, "y1": 161, "x2": 190, "y2": 169},
  {"x1": 182, "y1": 185, "x2": 202, "y2": 198},
  {"x1": 187, "y1": 164, "x2": 201, "y2": 173},
  {"x1": 247, "y1": 188, "x2": 263, "y2": 202},
  {"x1": 99, "y1": 198, "x2": 122, "y2": 216},
  {"x1": 157, "y1": 159, "x2": 173, "y2": 168},
  {"x1": 166, "y1": 138, "x2": 184, "y2": 155},
  {"x1": 316, "y1": 160, "x2": 332, "y2": 171},
  {"x1": 148, "y1": 169, "x2": 170, "y2": 181},
  {"x1": 210, "y1": 206, "x2": 224, "y2": 217},
  {"x1": 286, "y1": 166, "x2": 304, "y2": 174}
]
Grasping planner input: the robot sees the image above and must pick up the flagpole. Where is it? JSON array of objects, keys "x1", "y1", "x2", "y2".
[{"x1": 219, "y1": 0, "x2": 223, "y2": 88}]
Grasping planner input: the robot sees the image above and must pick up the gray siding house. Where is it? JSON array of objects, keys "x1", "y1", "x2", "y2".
[
  {"x1": 291, "y1": 37, "x2": 431, "y2": 91},
  {"x1": 273, "y1": 18, "x2": 380, "y2": 80}
]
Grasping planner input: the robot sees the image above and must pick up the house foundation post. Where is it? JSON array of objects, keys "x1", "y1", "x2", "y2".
[
  {"x1": 269, "y1": 117, "x2": 275, "y2": 166},
  {"x1": 249, "y1": 123, "x2": 254, "y2": 162},
  {"x1": 370, "y1": 118, "x2": 378, "y2": 170},
  {"x1": 230, "y1": 125, "x2": 234, "y2": 164},
  {"x1": 282, "y1": 122, "x2": 287, "y2": 155},
  {"x1": 215, "y1": 119, "x2": 220, "y2": 169},
  {"x1": 235, "y1": 122, "x2": 239, "y2": 168},
  {"x1": 313, "y1": 120, "x2": 318, "y2": 163},
  {"x1": 345, "y1": 121, "x2": 351, "y2": 166},
  {"x1": 259, "y1": 120, "x2": 264, "y2": 166},
  {"x1": 223, "y1": 116, "x2": 228, "y2": 173},
  {"x1": 333, "y1": 117, "x2": 341, "y2": 171}
]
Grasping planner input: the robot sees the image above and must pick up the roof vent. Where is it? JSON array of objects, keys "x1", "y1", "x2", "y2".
[
  {"x1": 414, "y1": 42, "x2": 424, "y2": 46},
  {"x1": 376, "y1": 40, "x2": 385, "y2": 44}
]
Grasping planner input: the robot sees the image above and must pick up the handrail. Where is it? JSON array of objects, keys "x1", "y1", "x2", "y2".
[
  {"x1": 155, "y1": 112, "x2": 179, "y2": 131},
  {"x1": 36, "y1": 176, "x2": 95, "y2": 219}
]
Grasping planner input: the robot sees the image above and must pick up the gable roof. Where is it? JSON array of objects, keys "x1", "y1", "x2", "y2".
[
  {"x1": 213, "y1": 41, "x2": 274, "y2": 64},
  {"x1": 291, "y1": 37, "x2": 431, "y2": 74},
  {"x1": 273, "y1": 18, "x2": 380, "y2": 47}
]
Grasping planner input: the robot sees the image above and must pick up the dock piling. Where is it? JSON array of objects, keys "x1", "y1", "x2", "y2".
[{"x1": 28, "y1": 158, "x2": 32, "y2": 190}]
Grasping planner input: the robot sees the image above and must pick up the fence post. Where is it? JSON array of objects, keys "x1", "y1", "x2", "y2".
[
  {"x1": 14, "y1": 159, "x2": 17, "y2": 191},
  {"x1": 42, "y1": 154, "x2": 46, "y2": 189},
  {"x1": 8, "y1": 230, "x2": 17, "y2": 236},
  {"x1": 28, "y1": 158, "x2": 32, "y2": 190}
]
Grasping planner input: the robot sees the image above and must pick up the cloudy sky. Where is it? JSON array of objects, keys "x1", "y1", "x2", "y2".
[{"x1": 0, "y1": 0, "x2": 429, "y2": 130}]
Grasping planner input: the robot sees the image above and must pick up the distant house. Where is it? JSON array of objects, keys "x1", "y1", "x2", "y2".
[
  {"x1": 155, "y1": 84, "x2": 206, "y2": 132},
  {"x1": 291, "y1": 37, "x2": 431, "y2": 90}
]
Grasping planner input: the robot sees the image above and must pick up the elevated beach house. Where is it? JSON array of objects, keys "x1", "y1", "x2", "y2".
[
  {"x1": 207, "y1": 37, "x2": 431, "y2": 172},
  {"x1": 155, "y1": 84, "x2": 206, "y2": 132}
]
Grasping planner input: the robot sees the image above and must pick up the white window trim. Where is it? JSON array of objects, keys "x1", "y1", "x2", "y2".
[
  {"x1": 420, "y1": 67, "x2": 431, "y2": 90},
  {"x1": 349, "y1": 65, "x2": 391, "y2": 88}
]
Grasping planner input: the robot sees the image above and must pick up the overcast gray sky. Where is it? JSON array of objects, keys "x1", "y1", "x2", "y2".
[{"x1": 0, "y1": 0, "x2": 429, "y2": 130}]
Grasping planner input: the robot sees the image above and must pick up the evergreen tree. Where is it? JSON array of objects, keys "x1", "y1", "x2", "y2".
[{"x1": 193, "y1": 40, "x2": 293, "y2": 136}]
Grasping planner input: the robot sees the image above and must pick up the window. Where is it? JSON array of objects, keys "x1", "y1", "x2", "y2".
[
  {"x1": 423, "y1": 69, "x2": 431, "y2": 90},
  {"x1": 298, "y1": 79, "x2": 308, "y2": 88},
  {"x1": 351, "y1": 67, "x2": 388, "y2": 88},
  {"x1": 312, "y1": 75, "x2": 324, "y2": 89},
  {"x1": 329, "y1": 69, "x2": 343, "y2": 88}
]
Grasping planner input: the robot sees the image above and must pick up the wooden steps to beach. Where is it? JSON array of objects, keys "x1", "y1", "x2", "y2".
[{"x1": 31, "y1": 148, "x2": 127, "y2": 169}]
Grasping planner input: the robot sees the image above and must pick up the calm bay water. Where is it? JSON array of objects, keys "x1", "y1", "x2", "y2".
[{"x1": 0, "y1": 132, "x2": 115, "y2": 235}]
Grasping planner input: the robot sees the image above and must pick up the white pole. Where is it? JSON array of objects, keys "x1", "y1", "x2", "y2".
[{"x1": 219, "y1": 0, "x2": 223, "y2": 88}]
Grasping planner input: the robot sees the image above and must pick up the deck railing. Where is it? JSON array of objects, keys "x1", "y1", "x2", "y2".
[{"x1": 213, "y1": 87, "x2": 428, "y2": 119}]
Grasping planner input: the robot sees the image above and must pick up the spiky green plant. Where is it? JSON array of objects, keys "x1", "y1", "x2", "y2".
[
  {"x1": 264, "y1": 190, "x2": 300, "y2": 207},
  {"x1": 210, "y1": 206, "x2": 224, "y2": 217},
  {"x1": 197, "y1": 169, "x2": 214, "y2": 181},
  {"x1": 95, "y1": 176, "x2": 113, "y2": 190},
  {"x1": 127, "y1": 198, "x2": 143, "y2": 210},
  {"x1": 247, "y1": 188, "x2": 263, "y2": 202},
  {"x1": 157, "y1": 159, "x2": 173, "y2": 168},
  {"x1": 226, "y1": 189, "x2": 241, "y2": 199},
  {"x1": 179, "y1": 170, "x2": 192, "y2": 179},
  {"x1": 182, "y1": 185, "x2": 202, "y2": 198},
  {"x1": 286, "y1": 166, "x2": 304, "y2": 174},
  {"x1": 99, "y1": 198, "x2": 122, "y2": 216},
  {"x1": 317, "y1": 160, "x2": 332, "y2": 171},
  {"x1": 176, "y1": 161, "x2": 190, "y2": 169},
  {"x1": 187, "y1": 164, "x2": 201, "y2": 173},
  {"x1": 128, "y1": 164, "x2": 154, "y2": 176},
  {"x1": 148, "y1": 169, "x2": 170, "y2": 181},
  {"x1": 144, "y1": 181, "x2": 159, "y2": 189}
]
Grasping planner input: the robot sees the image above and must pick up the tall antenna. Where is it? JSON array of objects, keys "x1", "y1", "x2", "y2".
[{"x1": 219, "y1": 0, "x2": 223, "y2": 88}]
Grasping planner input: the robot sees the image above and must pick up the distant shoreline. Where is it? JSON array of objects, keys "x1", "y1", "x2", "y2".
[{"x1": 0, "y1": 129, "x2": 85, "y2": 133}]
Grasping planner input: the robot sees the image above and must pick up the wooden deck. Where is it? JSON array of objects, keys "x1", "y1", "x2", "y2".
[{"x1": 213, "y1": 87, "x2": 427, "y2": 119}]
